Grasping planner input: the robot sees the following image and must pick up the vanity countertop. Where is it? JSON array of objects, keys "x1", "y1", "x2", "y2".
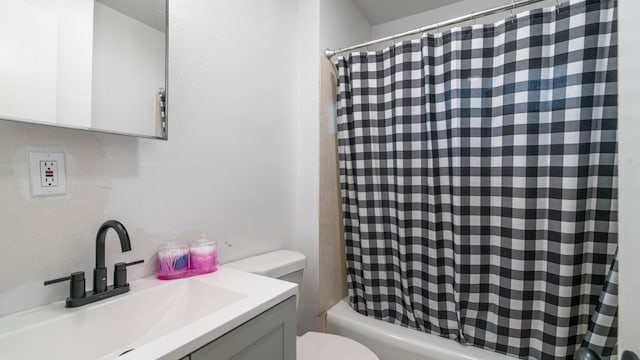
[{"x1": 0, "y1": 267, "x2": 297, "y2": 360}]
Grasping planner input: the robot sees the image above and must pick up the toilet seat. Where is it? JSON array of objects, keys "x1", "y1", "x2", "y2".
[{"x1": 296, "y1": 332, "x2": 379, "y2": 360}]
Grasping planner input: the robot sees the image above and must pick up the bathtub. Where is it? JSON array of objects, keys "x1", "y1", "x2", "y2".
[{"x1": 326, "y1": 298, "x2": 517, "y2": 360}]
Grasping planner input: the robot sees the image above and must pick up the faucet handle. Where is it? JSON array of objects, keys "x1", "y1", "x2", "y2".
[
  {"x1": 114, "y1": 260, "x2": 145, "y2": 288},
  {"x1": 44, "y1": 272, "x2": 86, "y2": 300},
  {"x1": 126, "y1": 259, "x2": 144, "y2": 267},
  {"x1": 44, "y1": 275, "x2": 72, "y2": 286}
]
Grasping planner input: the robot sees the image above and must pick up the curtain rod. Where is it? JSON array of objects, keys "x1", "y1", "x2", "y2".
[{"x1": 324, "y1": 0, "x2": 548, "y2": 58}]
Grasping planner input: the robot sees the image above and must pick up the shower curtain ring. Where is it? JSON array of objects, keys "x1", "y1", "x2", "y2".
[{"x1": 508, "y1": 0, "x2": 516, "y2": 24}]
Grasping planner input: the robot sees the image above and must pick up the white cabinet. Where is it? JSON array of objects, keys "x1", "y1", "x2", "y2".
[{"x1": 186, "y1": 296, "x2": 296, "y2": 360}]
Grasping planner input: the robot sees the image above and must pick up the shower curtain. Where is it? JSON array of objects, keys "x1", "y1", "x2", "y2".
[{"x1": 335, "y1": 0, "x2": 617, "y2": 359}]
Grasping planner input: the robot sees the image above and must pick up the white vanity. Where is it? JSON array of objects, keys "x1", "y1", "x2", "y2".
[{"x1": 0, "y1": 269, "x2": 297, "y2": 360}]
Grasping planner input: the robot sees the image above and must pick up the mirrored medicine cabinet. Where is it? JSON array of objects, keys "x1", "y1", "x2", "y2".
[{"x1": 0, "y1": 0, "x2": 168, "y2": 139}]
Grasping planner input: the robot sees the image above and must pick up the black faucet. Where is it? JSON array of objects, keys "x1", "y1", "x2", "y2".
[
  {"x1": 44, "y1": 220, "x2": 143, "y2": 308},
  {"x1": 93, "y1": 220, "x2": 132, "y2": 293}
]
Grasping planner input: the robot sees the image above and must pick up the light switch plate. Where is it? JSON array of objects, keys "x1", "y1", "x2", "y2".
[{"x1": 29, "y1": 152, "x2": 67, "y2": 196}]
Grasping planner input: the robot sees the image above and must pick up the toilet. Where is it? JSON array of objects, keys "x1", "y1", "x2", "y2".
[{"x1": 224, "y1": 250, "x2": 379, "y2": 360}]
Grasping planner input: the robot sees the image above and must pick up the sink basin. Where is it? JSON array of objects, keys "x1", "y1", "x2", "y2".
[{"x1": 0, "y1": 268, "x2": 297, "y2": 360}]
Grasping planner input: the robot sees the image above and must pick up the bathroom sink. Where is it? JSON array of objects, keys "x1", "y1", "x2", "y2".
[{"x1": 0, "y1": 268, "x2": 297, "y2": 360}]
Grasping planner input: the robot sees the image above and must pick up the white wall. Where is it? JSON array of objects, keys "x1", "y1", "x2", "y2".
[
  {"x1": 91, "y1": 2, "x2": 165, "y2": 136},
  {"x1": 618, "y1": 0, "x2": 640, "y2": 354},
  {"x1": 0, "y1": 0, "x2": 298, "y2": 317},
  {"x1": 320, "y1": 0, "x2": 371, "y2": 51},
  {"x1": 293, "y1": 0, "x2": 370, "y2": 333},
  {"x1": 294, "y1": 0, "x2": 321, "y2": 334},
  {"x1": 371, "y1": 0, "x2": 556, "y2": 47}
]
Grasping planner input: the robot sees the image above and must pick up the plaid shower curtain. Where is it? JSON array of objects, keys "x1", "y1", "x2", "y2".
[{"x1": 335, "y1": 0, "x2": 617, "y2": 358}]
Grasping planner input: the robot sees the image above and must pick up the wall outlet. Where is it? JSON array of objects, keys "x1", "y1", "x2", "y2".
[
  {"x1": 40, "y1": 160, "x2": 59, "y2": 187},
  {"x1": 29, "y1": 152, "x2": 67, "y2": 196}
]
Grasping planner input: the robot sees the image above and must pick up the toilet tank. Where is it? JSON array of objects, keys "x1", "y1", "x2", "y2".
[{"x1": 224, "y1": 250, "x2": 306, "y2": 286}]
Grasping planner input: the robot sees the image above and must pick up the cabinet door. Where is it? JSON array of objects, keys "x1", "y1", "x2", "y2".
[{"x1": 190, "y1": 297, "x2": 296, "y2": 360}]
